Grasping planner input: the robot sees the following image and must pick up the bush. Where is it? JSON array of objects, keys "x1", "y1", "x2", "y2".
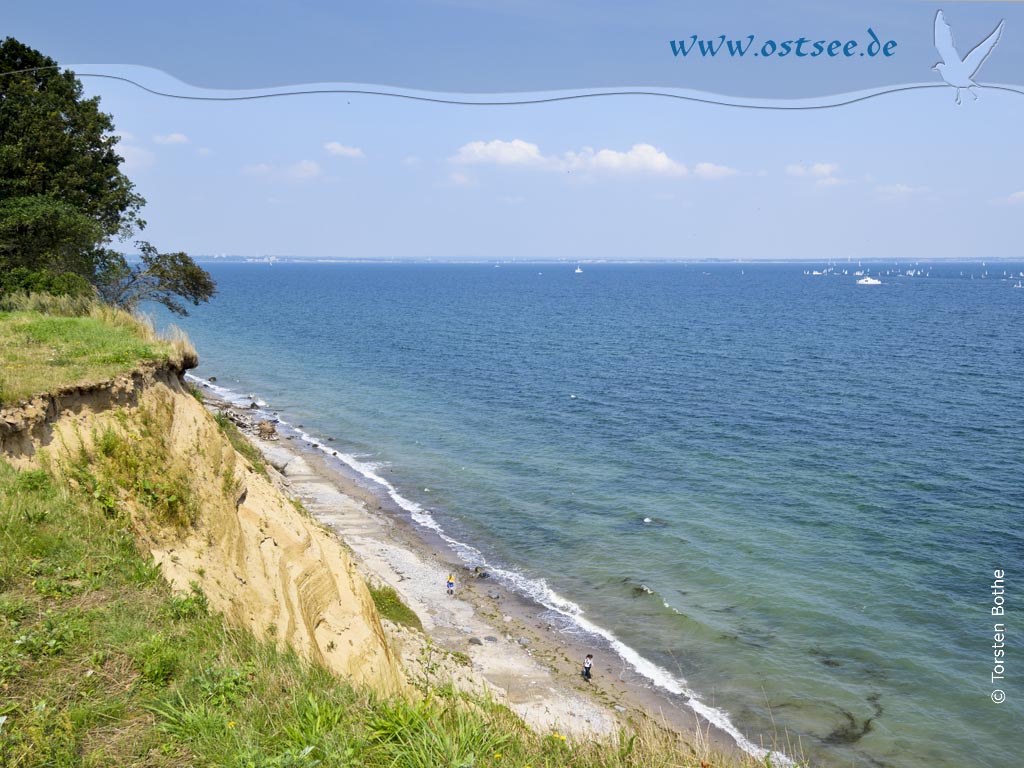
[{"x1": 0, "y1": 268, "x2": 94, "y2": 300}]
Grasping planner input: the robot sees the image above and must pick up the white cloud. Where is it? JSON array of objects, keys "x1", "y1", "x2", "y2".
[
  {"x1": 452, "y1": 139, "x2": 546, "y2": 166},
  {"x1": 403, "y1": 156, "x2": 421, "y2": 166},
  {"x1": 562, "y1": 144, "x2": 688, "y2": 177},
  {"x1": 694, "y1": 161, "x2": 739, "y2": 180},
  {"x1": 1006, "y1": 191, "x2": 1024, "y2": 204},
  {"x1": 287, "y1": 160, "x2": 323, "y2": 180},
  {"x1": 876, "y1": 183, "x2": 928, "y2": 199},
  {"x1": 811, "y1": 162, "x2": 838, "y2": 177},
  {"x1": 118, "y1": 145, "x2": 154, "y2": 171},
  {"x1": 197, "y1": 147, "x2": 214, "y2": 157},
  {"x1": 324, "y1": 141, "x2": 364, "y2": 158},
  {"x1": 786, "y1": 162, "x2": 847, "y2": 187},
  {"x1": 450, "y1": 139, "x2": 734, "y2": 180},
  {"x1": 785, "y1": 162, "x2": 839, "y2": 178},
  {"x1": 242, "y1": 163, "x2": 273, "y2": 176},
  {"x1": 153, "y1": 132, "x2": 189, "y2": 145}
]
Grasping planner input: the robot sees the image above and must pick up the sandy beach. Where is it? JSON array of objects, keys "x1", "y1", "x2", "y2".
[{"x1": 200, "y1": 387, "x2": 748, "y2": 756}]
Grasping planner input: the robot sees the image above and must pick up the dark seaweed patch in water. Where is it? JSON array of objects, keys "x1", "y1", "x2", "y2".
[
  {"x1": 824, "y1": 693, "x2": 884, "y2": 746},
  {"x1": 733, "y1": 623, "x2": 776, "y2": 649},
  {"x1": 809, "y1": 646, "x2": 844, "y2": 668},
  {"x1": 808, "y1": 647, "x2": 889, "y2": 679}
]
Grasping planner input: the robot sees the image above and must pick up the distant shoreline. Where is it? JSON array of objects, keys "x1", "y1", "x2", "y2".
[{"x1": 182, "y1": 257, "x2": 1024, "y2": 265}]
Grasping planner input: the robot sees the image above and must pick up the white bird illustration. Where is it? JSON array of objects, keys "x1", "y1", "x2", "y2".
[{"x1": 933, "y1": 10, "x2": 1005, "y2": 104}]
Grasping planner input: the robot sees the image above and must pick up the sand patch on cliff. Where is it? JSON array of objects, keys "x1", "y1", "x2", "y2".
[{"x1": 3, "y1": 369, "x2": 405, "y2": 696}]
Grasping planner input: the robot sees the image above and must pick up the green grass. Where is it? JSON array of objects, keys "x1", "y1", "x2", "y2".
[
  {"x1": 213, "y1": 412, "x2": 269, "y2": 477},
  {"x1": 61, "y1": 400, "x2": 200, "y2": 529},
  {"x1": 0, "y1": 300, "x2": 195, "y2": 406},
  {"x1": 368, "y1": 584, "x2": 424, "y2": 633}
]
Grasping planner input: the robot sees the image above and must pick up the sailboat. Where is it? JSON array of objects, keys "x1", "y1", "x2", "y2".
[{"x1": 574, "y1": 265, "x2": 583, "y2": 274}]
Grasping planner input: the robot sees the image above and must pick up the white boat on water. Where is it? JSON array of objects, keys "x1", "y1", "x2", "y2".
[
  {"x1": 857, "y1": 276, "x2": 882, "y2": 285},
  {"x1": 1014, "y1": 280, "x2": 1023, "y2": 289},
  {"x1": 574, "y1": 265, "x2": 583, "y2": 274}
]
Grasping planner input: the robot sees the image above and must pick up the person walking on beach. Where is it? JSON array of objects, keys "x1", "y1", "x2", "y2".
[
  {"x1": 582, "y1": 654, "x2": 593, "y2": 682},
  {"x1": 446, "y1": 574, "x2": 455, "y2": 596}
]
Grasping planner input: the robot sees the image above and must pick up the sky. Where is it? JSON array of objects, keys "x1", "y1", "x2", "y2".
[{"x1": 5, "y1": 1, "x2": 1024, "y2": 260}]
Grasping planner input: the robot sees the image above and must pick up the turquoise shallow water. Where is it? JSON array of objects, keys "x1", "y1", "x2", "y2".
[{"x1": 156, "y1": 262, "x2": 1023, "y2": 767}]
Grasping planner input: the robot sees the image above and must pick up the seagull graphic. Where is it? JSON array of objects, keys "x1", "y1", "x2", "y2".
[{"x1": 933, "y1": 10, "x2": 1004, "y2": 105}]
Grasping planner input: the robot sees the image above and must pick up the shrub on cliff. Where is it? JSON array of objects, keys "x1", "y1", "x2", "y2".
[{"x1": 0, "y1": 37, "x2": 215, "y2": 314}]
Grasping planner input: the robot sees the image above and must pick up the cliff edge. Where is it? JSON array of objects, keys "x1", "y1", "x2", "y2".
[{"x1": 0, "y1": 361, "x2": 405, "y2": 696}]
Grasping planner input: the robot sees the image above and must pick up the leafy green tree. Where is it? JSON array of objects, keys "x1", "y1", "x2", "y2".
[
  {"x1": 0, "y1": 37, "x2": 215, "y2": 311},
  {"x1": 96, "y1": 243, "x2": 217, "y2": 316}
]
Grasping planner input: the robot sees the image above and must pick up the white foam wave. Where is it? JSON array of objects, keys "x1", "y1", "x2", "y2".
[
  {"x1": 484, "y1": 569, "x2": 788, "y2": 763},
  {"x1": 185, "y1": 371, "x2": 791, "y2": 765},
  {"x1": 186, "y1": 373, "x2": 263, "y2": 408}
]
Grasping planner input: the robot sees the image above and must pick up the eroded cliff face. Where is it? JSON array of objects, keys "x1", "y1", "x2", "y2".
[{"x1": 0, "y1": 365, "x2": 405, "y2": 696}]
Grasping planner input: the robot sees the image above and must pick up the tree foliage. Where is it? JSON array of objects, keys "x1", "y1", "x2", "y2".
[
  {"x1": 0, "y1": 37, "x2": 215, "y2": 313},
  {"x1": 97, "y1": 243, "x2": 217, "y2": 316}
]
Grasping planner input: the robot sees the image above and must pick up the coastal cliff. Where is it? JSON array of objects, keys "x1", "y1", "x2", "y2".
[
  {"x1": 0, "y1": 308, "x2": 769, "y2": 767},
  {"x1": 0, "y1": 359, "x2": 405, "y2": 696}
]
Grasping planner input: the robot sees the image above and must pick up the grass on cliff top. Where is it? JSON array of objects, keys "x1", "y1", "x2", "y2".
[
  {"x1": 0, "y1": 294, "x2": 196, "y2": 407},
  {"x1": 0, "y1": 456, "x2": 794, "y2": 767}
]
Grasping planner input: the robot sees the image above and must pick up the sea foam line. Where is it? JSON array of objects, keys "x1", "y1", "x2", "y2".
[{"x1": 186, "y1": 372, "x2": 792, "y2": 765}]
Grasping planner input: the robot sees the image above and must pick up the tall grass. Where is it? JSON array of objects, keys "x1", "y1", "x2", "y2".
[{"x1": 0, "y1": 295, "x2": 196, "y2": 405}]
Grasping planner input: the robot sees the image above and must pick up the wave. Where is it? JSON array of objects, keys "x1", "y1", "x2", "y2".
[{"x1": 185, "y1": 371, "x2": 791, "y2": 765}]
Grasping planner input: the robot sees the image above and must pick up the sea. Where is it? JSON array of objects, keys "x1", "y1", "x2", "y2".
[{"x1": 152, "y1": 261, "x2": 1023, "y2": 768}]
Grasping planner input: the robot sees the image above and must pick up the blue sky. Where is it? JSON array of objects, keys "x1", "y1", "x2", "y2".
[{"x1": 6, "y1": 2, "x2": 1024, "y2": 260}]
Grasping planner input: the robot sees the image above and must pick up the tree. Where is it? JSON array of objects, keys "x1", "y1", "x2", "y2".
[
  {"x1": 96, "y1": 243, "x2": 216, "y2": 316},
  {"x1": 0, "y1": 37, "x2": 215, "y2": 311}
]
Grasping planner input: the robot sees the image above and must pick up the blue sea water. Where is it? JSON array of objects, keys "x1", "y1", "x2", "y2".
[{"x1": 155, "y1": 262, "x2": 1023, "y2": 767}]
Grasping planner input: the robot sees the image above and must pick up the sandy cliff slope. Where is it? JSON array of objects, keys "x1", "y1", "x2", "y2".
[{"x1": 0, "y1": 363, "x2": 405, "y2": 696}]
